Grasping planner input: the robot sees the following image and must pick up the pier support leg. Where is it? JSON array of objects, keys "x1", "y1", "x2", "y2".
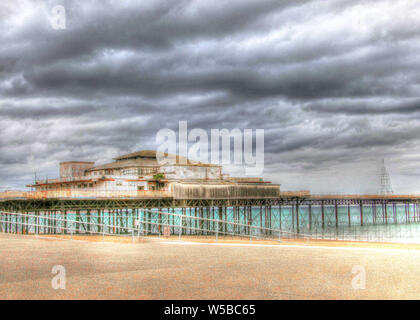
[
  {"x1": 348, "y1": 203, "x2": 351, "y2": 227},
  {"x1": 98, "y1": 210, "x2": 102, "y2": 233},
  {"x1": 147, "y1": 210, "x2": 151, "y2": 235},
  {"x1": 393, "y1": 203, "x2": 397, "y2": 224},
  {"x1": 278, "y1": 205, "x2": 282, "y2": 232},
  {"x1": 87, "y1": 210, "x2": 91, "y2": 234},
  {"x1": 335, "y1": 201, "x2": 338, "y2": 229},
  {"x1": 76, "y1": 210, "x2": 80, "y2": 234},
  {"x1": 407, "y1": 203, "x2": 410, "y2": 223},
  {"x1": 308, "y1": 204, "x2": 312, "y2": 232},
  {"x1": 218, "y1": 207, "x2": 222, "y2": 235},
  {"x1": 224, "y1": 207, "x2": 228, "y2": 234},
  {"x1": 249, "y1": 206, "x2": 253, "y2": 237},
  {"x1": 372, "y1": 203, "x2": 376, "y2": 224},
  {"x1": 63, "y1": 210, "x2": 67, "y2": 234},
  {"x1": 384, "y1": 203, "x2": 388, "y2": 225}
]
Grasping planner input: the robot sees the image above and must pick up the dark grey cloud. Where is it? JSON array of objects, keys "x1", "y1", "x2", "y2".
[
  {"x1": 1, "y1": 0, "x2": 420, "y2": 193},
  {"x1": 304, "y1": 98, "x2": 420, "y2": 115}
]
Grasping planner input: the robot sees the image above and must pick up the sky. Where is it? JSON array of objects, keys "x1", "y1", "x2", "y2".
[{"x1": 1, "y1": 0, "x2": 420, "y2": 193}]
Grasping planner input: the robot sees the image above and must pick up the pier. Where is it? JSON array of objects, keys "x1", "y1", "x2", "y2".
[{"x1": 1, "y1": 192, "x2": 420, "y2": 242}]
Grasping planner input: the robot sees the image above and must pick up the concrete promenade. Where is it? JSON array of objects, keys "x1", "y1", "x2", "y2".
[{"x1": 0, "y1": 234, "x2": 419, "y2": 299}]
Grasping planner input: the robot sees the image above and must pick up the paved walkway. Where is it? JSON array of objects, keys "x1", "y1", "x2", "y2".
[{"x1": 0, "y1": 234, "x2": 419, "y2": 299}]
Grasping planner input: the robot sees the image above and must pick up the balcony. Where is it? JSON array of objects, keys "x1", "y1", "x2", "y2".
[{"x1": 32, "y1": 176, "x2": 94, "y2": 185}]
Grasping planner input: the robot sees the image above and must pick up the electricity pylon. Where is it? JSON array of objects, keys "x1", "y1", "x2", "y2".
[{"x1": 379, "y1": 159, "x2": 394, "y2": 195}]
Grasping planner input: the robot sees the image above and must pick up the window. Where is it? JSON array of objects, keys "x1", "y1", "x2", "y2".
[
  {"x1": 138, "y1": 167, "x2": 159, "y2": 175},
  {"x1": 123, "y1": 168, "x2": 142, "y2": 175}
]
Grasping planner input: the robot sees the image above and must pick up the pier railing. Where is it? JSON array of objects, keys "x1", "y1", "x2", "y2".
[
  {"x1": 0, "y1": 209, "x2": 295, "y2": 242},
  {"x1": 309, "y1": 193, "x2": 420, "y2": 200},
  {"x1": 0, "y1": 190, "x2": 171, "y2": 199}
]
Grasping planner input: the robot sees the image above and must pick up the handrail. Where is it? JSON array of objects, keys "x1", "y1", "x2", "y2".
[{"x1": 0, "y1": 190, "x2": 171, "y2": 199}]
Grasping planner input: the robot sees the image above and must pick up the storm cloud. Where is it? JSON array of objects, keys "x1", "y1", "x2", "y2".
[{"x1": 1, "y1": 0, "x2": 420, "y2": 193}]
